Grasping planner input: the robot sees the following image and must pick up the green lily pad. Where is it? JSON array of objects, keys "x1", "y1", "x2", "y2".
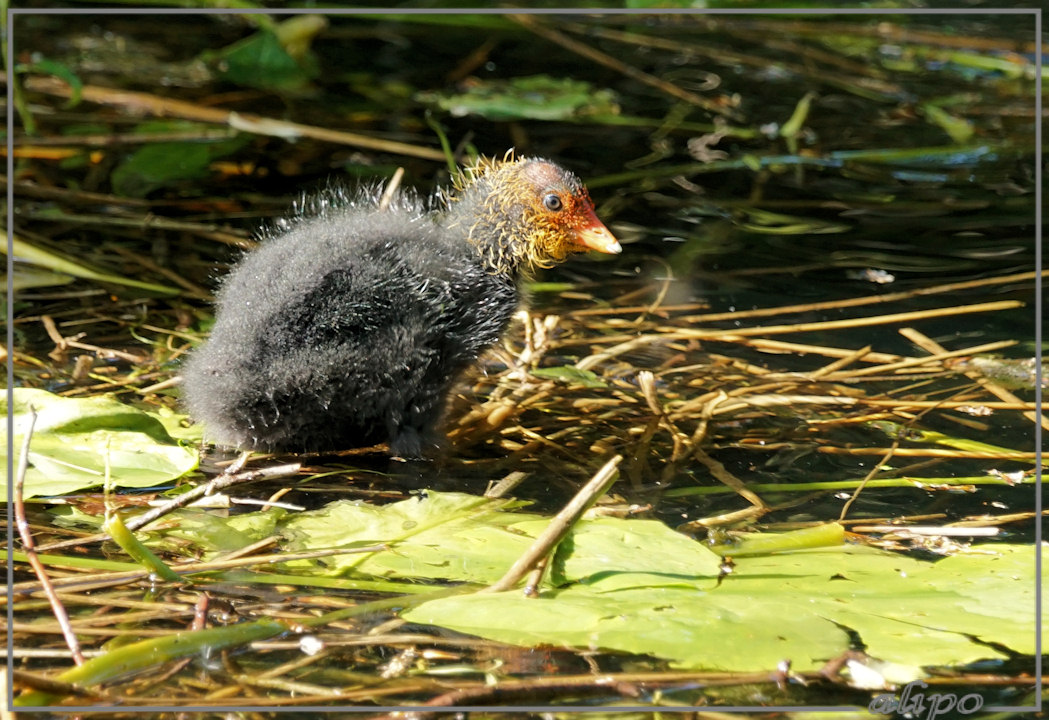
[
  {"x1": 155, "y1": 491, "x2": 1040, "y2": 674},
  {"x1": 405, "y1": 542, "x2": 1040, "y2": 672},
  {"x1": 278, "y1": 493, "x2": 1040, "y2": 673},
  {"x1": 281, "y1": 493, "x2": 538, "y2": 582},
  {"x1": 2, "y1": 388, "x2": 199, "y2": 498}
]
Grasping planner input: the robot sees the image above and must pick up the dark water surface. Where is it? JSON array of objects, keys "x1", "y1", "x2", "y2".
[{"x1": 8, "y1": 8, "x2": 1042, "y2": 711}]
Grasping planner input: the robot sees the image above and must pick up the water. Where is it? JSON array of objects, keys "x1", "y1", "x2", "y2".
[{"x1": 8, "y1": 9, "x2": 1041, "y2": 710}]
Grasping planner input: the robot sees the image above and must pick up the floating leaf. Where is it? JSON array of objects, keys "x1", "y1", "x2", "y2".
[
  {"x1": 204, "y1": 16, "x2": 323, "y2": 91},
  {"x1": 110, "y1": 134, "x2": 250, "y2": 198},
  {"x1": 405, "y1": 542, "x2": 1040, "y2": 672},
  {"x1": 1, "y1": 266, "x2": 76, "y2": 292},
  {"x1": 421, "y1": 75, "x2": 619, "y2": 121},
  {"x1": 136, "y1": 492, "x2": 1041, "y2": 674},
  {"x1": 6, "y1": 235, "x2": 179, "y2": 296},
  {"x1": 1, "y1": 388, "x2": 199, "y2": 499},
  {"x1": 143, "y1": 507, "x2": 284, "y2": 557},
  {"x1": 531, "y1": 365, "x2": 607, "y2": 388},
  {"x1": 921, "y1": 103, "x2": 975, "y2": 144},
  {"x1": 281, "y1": 493, "x2": 534, "y2": 583}
]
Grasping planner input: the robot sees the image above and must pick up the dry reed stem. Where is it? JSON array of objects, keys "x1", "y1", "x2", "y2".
[
  {"x1": 838, "y1": 416, "x2": 911, "y2": 521},
  {"x1": 18, "y1": 74, "x2": 446, "y2": 161},
  {"x1": 818, "y1": 447, "x2": 1039, "y2": 460},
  {"x1": 716, "y1": 395, "x2": 1037, "y2": 412},
  {"x1": 564, "y1": 301, "x2": 1021, "y2": 363},
  {"x1": 659, "y1": 300, "x2": 1023, "y2": 339},
  {"x1": 378, "y1": 167, "x2": 406, "y2": 211},
  {"x1": 679, "y1": 269, "x2": 1043, "y2": 324},
  {"x1": 448, "y1": 271, "x2": 1036, "y2": 505},
  {"x1": 680, "y1": 504, "x2": 769, "y2": 531},
  {"x1": 579, "y1": 22, "x2": 904, "y2": 97},
  {"x1": 719, "y1": 337, "x2": 905, "y2": 364},
  {"x1": 16, "y1": 206, "x2": 252, "y2": 246},
  {"x1": 690, "y1": 447, "x2": 767, "y2": 512},
  {"x1": 808, "y1": 344, "x2": 873, "y2": 378},
  {"x1": 9, "y1": 546, "x2": 388, "y2": 606}
]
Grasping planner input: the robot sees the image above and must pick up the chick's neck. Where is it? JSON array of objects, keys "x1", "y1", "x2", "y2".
[{"x1": 443, "y1": 174, "x2": 534, "y2": 279}]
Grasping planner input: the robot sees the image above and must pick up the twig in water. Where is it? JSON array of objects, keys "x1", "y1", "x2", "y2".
[{"x1": 821, "y1": 447, "x2": 1038, "y2": 461}]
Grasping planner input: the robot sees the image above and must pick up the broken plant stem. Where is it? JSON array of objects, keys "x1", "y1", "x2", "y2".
[
  {"x1": 34, "y1": 462, "x2": 302, "y2": 553},
  {"x1": 690, "y1": 446, "x2": 767, "y2": 512},
  {"x1": 125, "y1": 462, "x2": 303, "y2": 532},
  {"x1": 13, "y1": 406, "x2": 85, "y2": 665},
  {"x1": 829, "y1": 339, "x2": 1016, "y2": 380},
  {"x1": 900, "y1": 327, "x2": 1048, "y2": 431}
]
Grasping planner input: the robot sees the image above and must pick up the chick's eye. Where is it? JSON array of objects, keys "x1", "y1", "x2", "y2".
[{"x1": 543, "y1": 194, "x2": 563, "y2": 212}]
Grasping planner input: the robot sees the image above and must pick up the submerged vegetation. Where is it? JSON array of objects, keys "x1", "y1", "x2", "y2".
[{"x1": 3, "y1": 7, "x2": 1042, "y2": 712}]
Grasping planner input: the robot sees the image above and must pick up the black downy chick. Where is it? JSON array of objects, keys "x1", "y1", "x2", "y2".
[{"x1": 181, "y1": 155, "x2": 620, "y2": 457}]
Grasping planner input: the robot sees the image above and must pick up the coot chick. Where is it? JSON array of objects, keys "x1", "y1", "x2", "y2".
[{"x1": 181, "y1": 155, "x2": 620, "y2": 457}]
